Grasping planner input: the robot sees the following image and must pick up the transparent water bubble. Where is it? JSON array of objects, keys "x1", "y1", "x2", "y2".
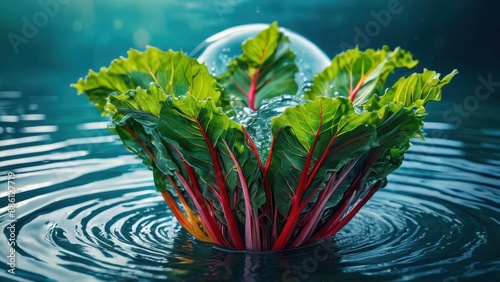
[
  {"x1": 192, "y1": 24, "x2": 331, "y2": 159},
  {"x1": 191, "y1": 23, "x2": 332, "y2": 87}
]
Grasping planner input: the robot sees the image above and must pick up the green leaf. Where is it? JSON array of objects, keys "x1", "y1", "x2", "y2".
[
  {"x1": 157, "y1": 93, "x2": 268, "y2": 249},
  {"x1": 267, "y1": 97, "x2": 377, "y2": 216},
  {"x1": 113, "y1": 122, "x2": 155, "y2": 169},
  {"x1": 105, "y1": 85, "x2": 185, "y2": 184},
  {"x1": 72, "y1": 19, "x2": 459, "y2": 250},
  {"x1": 365, "y1": 69, "x2": 458, "y2": 112},
  {"x1": 305, "y1": 46, "x2": 418, "y2": 106},
  {"x1": 359, "y1": 69, "x2": 457, "y2": 185},
  {"x1": 158, "y1": 94, "x2": 253, "y2": 186},
  {"x1": 72, "y1": 47, "x2": 222, "y2": 115},
  {"x1": 157, "y1": 94, "x2": 266, "y2": 211},
  {"x1": 271, "y1": 97, "x2": 351, "y2": 152},
  {"x1": 108, "y1": 84, "x2": 167, "y2": 117},
  {"x1": 364, "y1": 103, "x2": 422, "y2": 183},
  {"x1": 219, "y1": 21, "x2": 298, "y2": 110}
]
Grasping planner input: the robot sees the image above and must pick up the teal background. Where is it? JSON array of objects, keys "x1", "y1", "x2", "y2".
[
  {"x1": 1, "y1": 1, "x2": 499, "y2": 281},
  {"x1": 1, "y1": 0, "x2": 499, "y2": 105}
]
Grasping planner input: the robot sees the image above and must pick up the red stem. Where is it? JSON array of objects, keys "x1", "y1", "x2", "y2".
[
  {"x1": 263, "y1": 129, "x2": 280, "y2": 243},
  {"x1": 321, "y1": 181, "x2": 381, "y2": 239},
  {"x1": 243, "y1": 128, "x2": 271, "y2": 214},
  {"x1": 272, "y1": 107, "x2": 325, "y2": 250},
  {"x1": 124, "y1": 125, "x2": 225, "y2": 245},
  {"x1": 243, "y1": 128, "x2": 273, "y2": 249},
  {"x1": 168, "y1": 142, "x2": 228, "y2": 246},
  {"x1": 348, "y1": 77, "x2": 366, "y2": 102},
  {"x1": 174, "y1": 171, "x2": 226, "y2": 246},
  {"x1": 247, "y1": 68, "x2": 260, "y2": 110},
  {"x1": 194, "y1": 119, "x2": 245, "y2": 250},
  {"x1": 308, "y1": 153, "x2": 378, "y2": 242},
  {"x1": 290, "y1": 160, "x2": 358, "y2": 247},
  {"x1": 124, "y1": 125, "x2": 156, "y2": 162},
  {"x1": 223, "y1": 140, "x2": 261, "y2": 251}
]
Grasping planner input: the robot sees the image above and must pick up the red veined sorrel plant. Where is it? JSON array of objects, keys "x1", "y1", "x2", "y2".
[{"x1": 72, "y1": 22, "x2": 457, "y2": 251}]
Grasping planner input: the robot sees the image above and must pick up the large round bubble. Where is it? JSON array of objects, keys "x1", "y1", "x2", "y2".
[
  {"x1": 191, "y1": 24, "x2": 332, "y2": 87},
  {"x1": 191, "y1": 24, "x2": 332, "y2": 157}
]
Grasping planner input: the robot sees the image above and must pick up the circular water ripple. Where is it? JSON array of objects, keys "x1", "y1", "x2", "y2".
[
  {"x1": 336, "y1": 187, "x2": 490, "y2": 279},
  {"x1": 45, "y1": 191, "x2": 183, "y2": 280},
  {"x1": 8, "y1": 170, "x2": 213, "y2": 281}
]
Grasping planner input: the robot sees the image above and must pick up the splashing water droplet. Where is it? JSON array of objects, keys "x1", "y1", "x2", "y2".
[
  {"x1": 301, "y1": 80, "x2": 314, "y2": 93},
  {"x1": 229, "y1": 95, "x2": 300, "y2": 161}
]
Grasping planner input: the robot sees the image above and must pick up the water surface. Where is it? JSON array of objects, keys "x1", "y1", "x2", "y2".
[
  {"x1": 0, "y1": 88, "x2": 499, "y2": 281},
  {"x1": 1, "y1": 1, "x2": 500, "y2": 281}
]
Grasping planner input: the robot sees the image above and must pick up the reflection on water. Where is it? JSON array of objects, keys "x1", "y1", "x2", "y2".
[{"x1": 1, "y1": 91, "x2": 499, "y2": 281}]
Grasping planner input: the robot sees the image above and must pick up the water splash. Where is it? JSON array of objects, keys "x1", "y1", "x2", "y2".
[{"x1": 228, "y1": 95, "x2": 301, "y2": 161}]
